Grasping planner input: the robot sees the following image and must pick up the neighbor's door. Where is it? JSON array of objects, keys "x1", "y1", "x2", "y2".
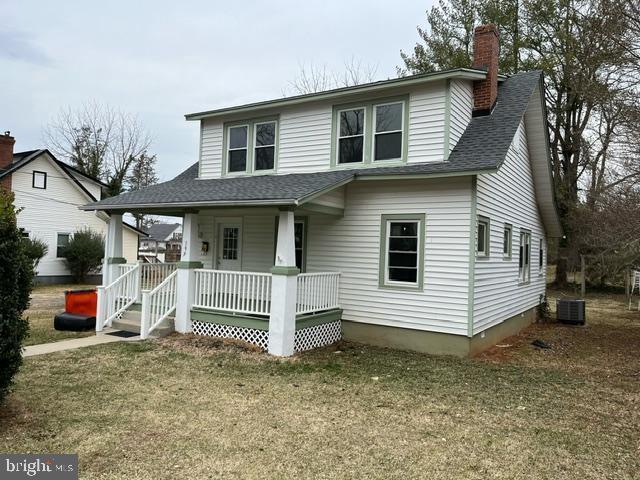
[{"x1": 217, "y1": 222, "x2": 242, "y2": 271}]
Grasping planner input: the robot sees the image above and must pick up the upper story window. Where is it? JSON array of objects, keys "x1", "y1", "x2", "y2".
[
  {"x1": 338, "y1": 108, "x2": 365, "y2": 164},
  {"x1": 374, "y1": 102, "x2": 403, "y2": 161},
  {"x1": 225, "y1": 118, "x2": 278, "y2": 175},
  {"x1": 254, "y1": 121, "x2": 276, "y2": 171},
  {"x1": 228, "y1": 126, "x2": 248, "y2": 173},
  {"x1": 332, "y1": 97, "x2": 407, "y2": 168},
  {"x1": 32, "y1": 171, "x2": 47, "y2": 189}
]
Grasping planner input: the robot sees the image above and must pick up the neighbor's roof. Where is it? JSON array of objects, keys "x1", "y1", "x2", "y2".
[
  {"x1": 185, "y1": 68, "x2": 489, "y2": 121},
  {"x1": 145, "y1": 222, "x2": 181, "y2": 241},
  {"x1": 83, "y1": 70, "x2": 544, "y2": 214}
]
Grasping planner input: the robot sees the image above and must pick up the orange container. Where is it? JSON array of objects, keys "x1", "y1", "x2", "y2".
[{"x1": 64, "y1": 289, "x2": 98, "y2": 317}]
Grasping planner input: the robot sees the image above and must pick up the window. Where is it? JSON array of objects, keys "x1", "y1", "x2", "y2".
[
  {"x1": 380, "y1": 214, "x2": 424, "y2": 288},
  {"x1": 539, "y1": 239, "x2": 544, "y2": 273},
  {"x1": 294, "y1": 220, "x2": 306, "y2": 271},
  {"x1": 503, "y1": 224, "x2": 512, "y2": 258},
  {"x1": 519, "y1": 230, "x2": 531, "y2": 283},
  {"x1": 221, "y1": 227, "x2": 239, "y2": 260},
  {"x1": 57, "y1": 233, "x2": 71, "y2": 258},
  {"x1": 20, "y1": 229, "x2": 29, "y2": 238},
  {"x1": 374, "y1": 102, "x2": 403, "y2": 161},
  {"x1": 338, "y1": 108, "x2": 365, "y2": 164},
  {"x1": 477, "y1": 217, "x2": 490, "y2": 257},
  {"x1": 227, "y1": 125, "x2": 248, "y2": 173},
  {"x1": 254, "y1": 121, "x2": 276, "y2": 171},
  {"x1": 32, "y1": 171, "x2": 47, "y2": 189}
]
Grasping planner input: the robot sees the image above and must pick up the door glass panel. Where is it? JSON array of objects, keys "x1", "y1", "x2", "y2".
[{"x1": 222, "y1": 227, "x2": 239, "y2": 260}]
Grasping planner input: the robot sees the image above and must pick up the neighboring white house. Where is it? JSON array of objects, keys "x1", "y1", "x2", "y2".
[
  {"x1": 83, "y1": 24, "x2": 562, "y2": 356},
  {"x1": 139, "y1": 223, "x2": 182, "y2": 263},
  {"x1": 0, "y1": 141, "x2": 143, "y2": 284}
]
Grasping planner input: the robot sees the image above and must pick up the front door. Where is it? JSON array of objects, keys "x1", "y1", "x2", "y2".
[{"x1": 217, "y1": 222, "x2": 242, "y2": 271}]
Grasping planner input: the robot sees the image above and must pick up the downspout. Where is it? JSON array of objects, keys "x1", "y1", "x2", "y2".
[{"x1": 467, "y1": 175, "x2": 477, "y2": 337}]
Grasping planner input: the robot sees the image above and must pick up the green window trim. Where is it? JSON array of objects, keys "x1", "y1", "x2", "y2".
[
  {"x1": 518, "y1": 228, "x2": 532, "y2": 285},
  {"x1": 378, "y1": 213, "x2": 425, "y2": 291},
  {"x1": 503, "y1": 223, "x2": 513, "y2": 259},
  {"x1": 476, "y1": 215, "x2": 491, "y2": 259},
  {"x1": 222, "y1": 116, "x2": 279, "y2": 176},
  {"x1": 330, "y1": 95, "x2": 409, "y2": 168}
]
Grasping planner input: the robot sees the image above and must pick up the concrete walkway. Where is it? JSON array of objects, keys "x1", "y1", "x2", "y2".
[{"x1": 23, "y1": 331, "x2": 140, "y2": 357}]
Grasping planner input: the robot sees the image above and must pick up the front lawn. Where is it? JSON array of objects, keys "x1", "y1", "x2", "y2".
[
  {"x1": 24, "y1": 284, "x2": 95, "y2": 346},
  {"x1": 3, "y1": 289, "x2": 639, "y2": 479}
]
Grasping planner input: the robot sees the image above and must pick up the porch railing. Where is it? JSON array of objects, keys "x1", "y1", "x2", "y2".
[
  {"x1": 140, "y1": 269, "x2": 178, "y2": 339},
  {"x1": 296, "y1": 272, "x2": 341, "y2": 315},
  {"x1": 193, "y1": 269, "x2": 272, "y2": 316},
  {"x1": 96, "y1": 263, "x2": 140, "y2": 331}
]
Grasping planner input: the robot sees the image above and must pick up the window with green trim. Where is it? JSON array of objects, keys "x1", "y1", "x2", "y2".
[
  {"x1": 224, "y1": 119, "x2": 278, "y2": 175},
  {"x1": 503, "y1": 224, "x2": 512, "y2": 258},
  {"x1": 374, "y1": 102, "x2": 403, "y2": 161},
  {"x1": 477, "y1": 217, "x2": 490, "y2": 257},
  {"x1": 379, "y1": 214, "x2": 424, "y2": 289},
  {"x1": 337, "y1": 108, "x2": 365, "y2": 164},
  {"x1": 519, "y1": 230, "x2": 531, "y2": 283}
]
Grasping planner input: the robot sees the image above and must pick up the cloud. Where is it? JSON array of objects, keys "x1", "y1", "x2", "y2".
[{"x1": 0, "y1": 29, "x2": 51, "y2": 65}]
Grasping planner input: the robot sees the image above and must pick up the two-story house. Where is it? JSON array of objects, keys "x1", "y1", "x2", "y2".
[
  {"x1": 84, "y1": 24, "x2": 562, "y2": 356},
  {"x1": 139, "y1": 222, "x2": 183, "y2": 263},
  {"x1": 0, "y1": 137, "x2": 143, "y2": 284}
]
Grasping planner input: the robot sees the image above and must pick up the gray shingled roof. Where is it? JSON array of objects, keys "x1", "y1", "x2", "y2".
[
  {"x1": 145, "y1": 222, "x2": 181, "y2": 241},
  {"x1": 83, "y1": 71, "x2": 542, "y2": 211}
]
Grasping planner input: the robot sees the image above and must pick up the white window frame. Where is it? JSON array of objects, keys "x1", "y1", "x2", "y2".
[
  {"x1": 336, "y1": 107, "x2": 366, "y2": 165},
  {"x1": 226, "y1": 124, "x2": 250, "y2": 175},
  {"x1": 519, "y1": 230, "x2": 531, "y2": 283},
  {"x1": 372, "y1": 101, "x2": 405, "y2": 162},
  {"x1": 383, "y1": 218, "x2": 422, "y2": 288},
  {"x1": 477, "y1": 217, "x2": 490, "y2": 258},
  {"x1": 253, "y1": 120, "x2": 277, "y2": 173},
  {"x1": 503, "y1": 224, "x2": 512, "y2": 259},
  {"x1": 56, "y1": 232, "x2": 71, "y2": 258}
]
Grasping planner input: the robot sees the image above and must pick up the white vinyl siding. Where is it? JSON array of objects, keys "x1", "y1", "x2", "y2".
[
  {"x1": 407, "y1": 82, "x2": 447, "y2": 164},
  {"x1": 11, "y1": 153, "x2": 138, "y2": 278},
  {"x1": 199, "y1": 119, "x2": 224, "y2": 178},
  {"x1": 473, "y1": 119, "x2": 547, "y2": 333},
  {"x1": 448, "y1": 79, "x2": 473, "y2": 153},
  {"x1": 307, "y1": 178, "x2": 472, "y2": 335}
]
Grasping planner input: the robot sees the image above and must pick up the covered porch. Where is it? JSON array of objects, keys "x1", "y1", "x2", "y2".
[{"x1": 95, "y1": 207, "x2": 343, "y2": 356}]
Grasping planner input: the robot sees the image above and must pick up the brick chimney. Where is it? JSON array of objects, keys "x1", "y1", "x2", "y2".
[
  {"x1": 472, "y1": 24, "x2": 499, "y2": 116},
  {"x1": 0, "y1": 131, "x2": 15, "y2": 191}
]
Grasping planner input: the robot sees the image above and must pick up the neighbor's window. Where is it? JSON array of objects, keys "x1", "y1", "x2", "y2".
[
  {"x1": 32, "y1": 171, "x2": 47, "y2": 189},
  {"x1": 503, "y1": 224, "x2": 512, "y2": 258},
  {"x1": 57, "y1": 233, "x2": 71, "y2": 258},
  {"x1": 382, "y1": 216, "x2": 423, "y2": 287},
  {"x1": 227, "y1": 125, "x2": 248, "y2": 173},
  {"x1": 338, "y1": 108, "x2": 365, "y2": 164},
  {"x1": 374, "y1": 102, "x2": 403, "y2": 161},
  {"x1": 519, "y1": 230, "x2": 531, "y2": 283},
  {"x1": 477, "y1": 217, "x2": 490, "y2": 257},
  {"x1": 254, "y1": 121, "x2": 276, "y2": 171}
]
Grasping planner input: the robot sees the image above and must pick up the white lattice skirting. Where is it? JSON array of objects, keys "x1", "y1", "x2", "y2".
[
  {"x1": 191, "y1": 320, "x2": 342, "y2": 353},
  {"x1": 294, "y1": 320, "x2": 342, "y2": 352},
  {"x1": 192, "y1": 321, "x2": 269, "y2": 350}
]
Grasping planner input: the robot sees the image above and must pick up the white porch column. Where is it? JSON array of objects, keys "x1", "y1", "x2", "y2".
[
  {"x1": 268, "y1": 208, "x2": 299, "y2": 357},
  {"x1": 175, "y1": 212, "x2": 202, "y2": 333},
  {"x1": 103, "y1": 213, "x2": 125, "y2": 286}
]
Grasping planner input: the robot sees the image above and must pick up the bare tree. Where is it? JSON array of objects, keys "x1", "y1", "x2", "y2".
[
  {"x1": 286, "y1": 58, "x2": 380, "y2": 95},
  {"x1": 44, "y1": 101, "x2": 152, "y2": 196}
]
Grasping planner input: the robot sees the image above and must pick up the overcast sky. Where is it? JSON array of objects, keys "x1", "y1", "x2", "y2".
[{"x1": 2, "y1": 1, "x2": 434, "y2": 181}]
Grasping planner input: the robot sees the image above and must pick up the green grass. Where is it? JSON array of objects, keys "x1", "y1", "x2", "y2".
[
  {"x1": 3, "y1": 288, "x2": 639, "y2": 479},
  {"x1": 24, "y1": 284, "x2": 95, "y2": 346}
]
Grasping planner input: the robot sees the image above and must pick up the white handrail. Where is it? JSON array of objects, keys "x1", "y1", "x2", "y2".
[
  {"x1": 96, "y1": 263, "x2": 140, "y2": 331},
  {"x1": 194, "y1": 269, "x2": 272, "y2": 316},
  {"x1": 296, "y1": 272, "x2": 341, "y2": 315},
  {"x1": 140, "y1": 269, "x2": 178, "y2": 339}
]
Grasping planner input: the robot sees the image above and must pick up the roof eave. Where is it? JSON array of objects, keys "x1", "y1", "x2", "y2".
[
  {"x1": 185, "y1": 68, "x2": 487, "y2": 121},
  {"x1": 80, "y1": 198, "x2": 299, "y2": 212}
]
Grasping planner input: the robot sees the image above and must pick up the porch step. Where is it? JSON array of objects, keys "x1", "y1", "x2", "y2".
[{"x1": 111, "y1": 310, "x2": 174, "y2": 338}]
